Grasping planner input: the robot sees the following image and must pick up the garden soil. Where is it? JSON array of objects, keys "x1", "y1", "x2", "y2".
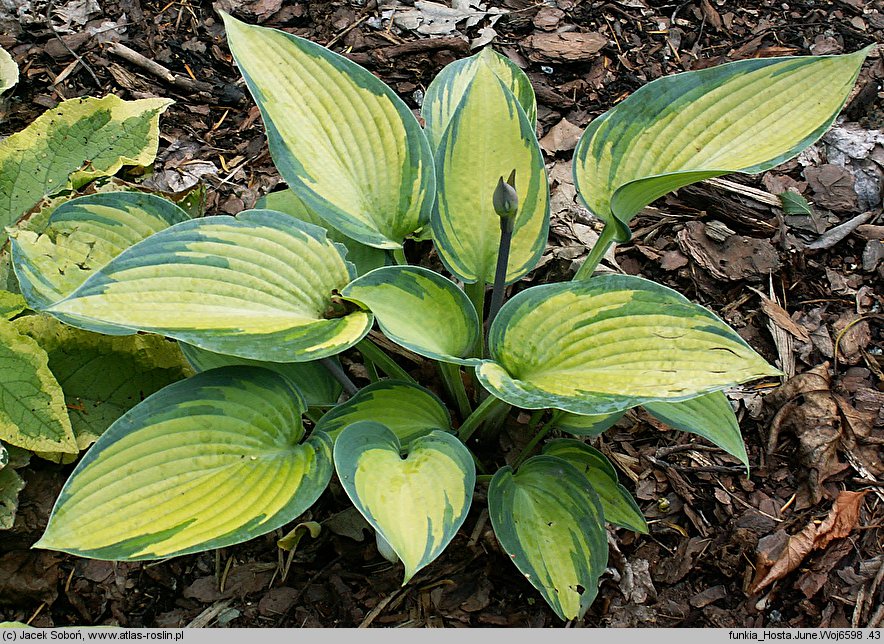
[{"x1": 1, "y1": 0, "x2": 882, "y2": 629}]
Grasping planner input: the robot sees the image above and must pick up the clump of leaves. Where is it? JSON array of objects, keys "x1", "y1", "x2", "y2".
[{"x1": 11, "y1": 15, "x2": 869, "y2": 621}]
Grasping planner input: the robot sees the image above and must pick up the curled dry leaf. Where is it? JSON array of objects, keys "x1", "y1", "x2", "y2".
[{"x1": 750, "y1": 490, "x2": 866, "y2": 594}]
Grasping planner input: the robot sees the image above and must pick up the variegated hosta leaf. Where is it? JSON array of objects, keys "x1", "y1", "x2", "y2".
[
  {"x1": 573, "y1": 49, "x2": 870, "y2": 241},
  {"x1": 0, "y1": 45, "x2": 18, "y2": 94},
  {"x1": 334, "y1": 421, "x2": 475, "y2": 583},
  {"x1": 0, "y1": 291, "x2": 25, "y2": 320},
  {"x1": 179, "y1": 342, "x2": 341, "y2": 408},
  {"x1": 432, "y1": 60, "x2": 549, "y2": 285},
  {"x1": 257, "y1": 189, "x2": 386, "y2": 276},
  {"x1": 542, "y1": 439, "x2": 646, "y2": 533},
  {"x1": 422, "y1": 47, "x2": 536, "y2": 151},
  {"x1": 0, "y1": 95, "x2": 171, "y2": 236},
  {"x1": 342, "y1": 266, "x2": 481, "y2": 365},
  {"x1": 10, "y1": 191, "x2": 190, "y2": 334},
  {"x1": 223, "y1": 14, "x2": 434, "y2": 250},
  {"x1": 36, "y1": 366, "x2": 333, "y2": 560},
  {"x1": 488, "y1": 455, "x2": 607, "y2": 621},
  {"x1": 47, "y1": 210, "x2": 373, "y2": 362},
  {"x1": 14, "y1": 315, "x2": 192, "y2": 454},
  {"x1": 316, "y1": 380, "x2": 450, "y2": 446},
  {"x1": 553, "y1": 410, "x2": 625, "y2": 437},
  {"x1": 644, "y1": 390, "x2": 748, "y2": 470},
  {"x1": 477, "y1": 275, "x2": 781, "y2": 415},
  {"x1": 0, "y1": 318, "x2": 76, "y2": 454}
]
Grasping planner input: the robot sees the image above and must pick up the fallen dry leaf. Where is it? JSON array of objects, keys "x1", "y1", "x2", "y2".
[
  {"x1": 751, "y1": 490, "x2": 866, "y2": 594},
  {"x1": 525, "y1": 32, "x2": 608, "y2": 62},
  {"x1": 676, "y1": 221, "x2": 781, "y2": 282},
  {"x1": 539, "y1": 118, "x2": 583, "y2": 154}
]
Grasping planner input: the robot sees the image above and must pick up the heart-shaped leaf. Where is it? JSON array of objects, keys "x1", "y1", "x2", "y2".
[
  {"x1": 223, "y1": 14, "x2": 434, "y2": 250},
  {"x1": 334, "y1": 421, "x2": 475, "y2": 583},
  {"x1": 488, "y1": 455, "x2": 607, "y2": 621},
  {"x1": 573, "y1": 49, "x2": 870, "y2": 241},
  {"x1": 477, "y1": 275, "x2": 780, "y2": 414},
  {"x1": 0, "y1": 95, "x2": 171, "y2": 236},
  {"x1": 316, "y1": 380, "x2": 450, "y2": 446},
  {"x1": 36, "y1": 366, "x2": 333, "y2": 560},
  {"x1": 256, "y1": 189, "x2": 386, "y2": 276},
  {"x1": 644, "y1": 390, "x2": 748, "y2": 470},
  {"x1": 11, "y1": 191, "x2": 190, "y2": 334},
  {"x1": 422, "y1": 47, "x2": 536, "y2": 151},
  {"x1": 179, "y1": 342, "x2": 341, "y2": 408},
  {"x1": 342, "y1": 266, "x2": 481, "y2": 364},
  {"x1": 47, "y1": 210, "x2": 373, "y2": 362},
  {"x1": 432, "y1": 60, "x2": 549, "y2": 284},
  {"x1": 542, "y1": 439, "x2": 646, "y2": 533}
]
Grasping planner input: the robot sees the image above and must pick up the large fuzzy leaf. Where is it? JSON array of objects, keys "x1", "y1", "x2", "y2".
[
  {"x1": 179, "y1": 342, "x2": 341, "y2": 408},
  {"x1": 224, "y1": 14, "x2": 434, "y2": 249},
  {"x1": 316, "y1": 380, "x2": 450, "y2": 446},
  {"x1": 644, "y1": 390, "x2": 748, "y2": 470},
  {"x1": 46, "y1": 210, "x2": 373, "y2": 362},
  {"x1": 14, "y1": 315, "x2": 192, "y2": 453},
  {"x1": 542, "y1": 439, "x2": 646, "y2": 533},
  {"x1": 488, "y1": 456, "x2": 607, "y2": 621},
  {"x1": 36, "y1": 367, "x2": 333, "y2": 560},
  {"x1": 342, "y1": 266, "x2": 481, "y2": 365},
  {"x1": 334, "y1": 421, "x2": 474, "y2": 583},
  {"x1": 573, "y1": 49, "x2": 869, "y2": 241},
  {"x1": 0, "y1": 95, "x2": 171, "y2": 236},
  {"x1": 477, "y1": 275, "x2": 780, "y2": 415},
  {"x1": 257, "y1": 189, "x2": 386, "y2": 276},
  {"x1": 10, "y1": 191, "x2": 190, "y2": 334},
  {"x1": 0, "y1": 318, "x2": 75, "y2": 454},
  {"x1": 422, "y1": 48, "x2": 536, "y2": 150},
  {"x1": 432, "y1": 60, "x2": 549, "y2": 284}
]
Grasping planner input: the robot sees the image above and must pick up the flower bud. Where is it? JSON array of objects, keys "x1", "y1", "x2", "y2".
[{"x1": 492, "y1": 169, "x2": 518, "y2": 219}]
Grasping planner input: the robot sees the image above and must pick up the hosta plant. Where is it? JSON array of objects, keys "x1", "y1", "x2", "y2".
[{"x1": 18, "y1": 15, "x2": 869, "y2": 621}]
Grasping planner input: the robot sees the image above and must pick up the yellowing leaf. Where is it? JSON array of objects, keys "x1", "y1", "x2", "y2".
[
  {"x1": 574, "y1": 49, "x2": 870, "y2": 241},
  {"x1": 224, "y1": 14, "x2": 434, "y2": 249},
  {"x1": 334, "y1": 421, "x2": 474, "y2": 583},
  {"x1": 37, "y1": 367, "x2": 333, "y2": 560}
]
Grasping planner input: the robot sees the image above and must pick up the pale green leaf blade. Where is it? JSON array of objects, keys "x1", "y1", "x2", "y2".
[
  {"x1": 179, "y1": 342, "x2": 341, "y2": 408},
  {"x1": 223, "y1": 14, "x2": 434, "y2": 250},
  {"x1": 342, "y1": 266, "x2": 480, "y2": 365},
  {"x1": 542, "y1": 439, "x2": 647, "y2": 533},
  {"x1": 0, "y1": 466, "x2": 25, "y2": 530},
  {"x1": 10, "y1": 191, "x2": 190, "y2": 334},
  {"x1": 644, "y1": 390, "x2": 748, "y2": 470},
  {"x1": 0, "y1": 623, "x2": 32, "y2": 628},
  {"x1": 0, "y1": 95, "x2": 172, "y2": 236},
  {"x1": 0, "y1": 45, "x2": 18, "y2": 94},
  {"x1": 0, "y1": 318, "x2": 76, "y2": 453},
  {"x1": 334, "y1": 421, "x2": 474, "y2": 583},
  {"x1": 552, "y1": 411, "x2": 625, "y2": 437},
  {"x1": 257, "y1": 189, "x2": 386, "y2": 276},
  {"x1": 477, "y1": 275, "x2": 780, "y2": 414},
  {"x1": 46, "y1": 210, "x2": 373, "y2": 362},
  {"x1": 14, "y1": 315, "x2": 193, "y2": 452},
  {"x1": 573, "y1": 49, "x2": 869, "y2": 241},
  {"x1": 36, "y1": 366, "x2": 333, "y2": 560},
  {"x1": 433, "y1": 62, "x2": 549, "y2": 284},
  {"x1": 422, "y1": 48, "x2": 536, "y2": 151},
  {"x1": 316, "y1": 380, "x2": 450, "y2": 446},
  {"x1": 0, "y1": 291, "x2": 26, "y2": 320},
  {"x1": 488, "y1": 456, "x2": 607, "y2": 621}
]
